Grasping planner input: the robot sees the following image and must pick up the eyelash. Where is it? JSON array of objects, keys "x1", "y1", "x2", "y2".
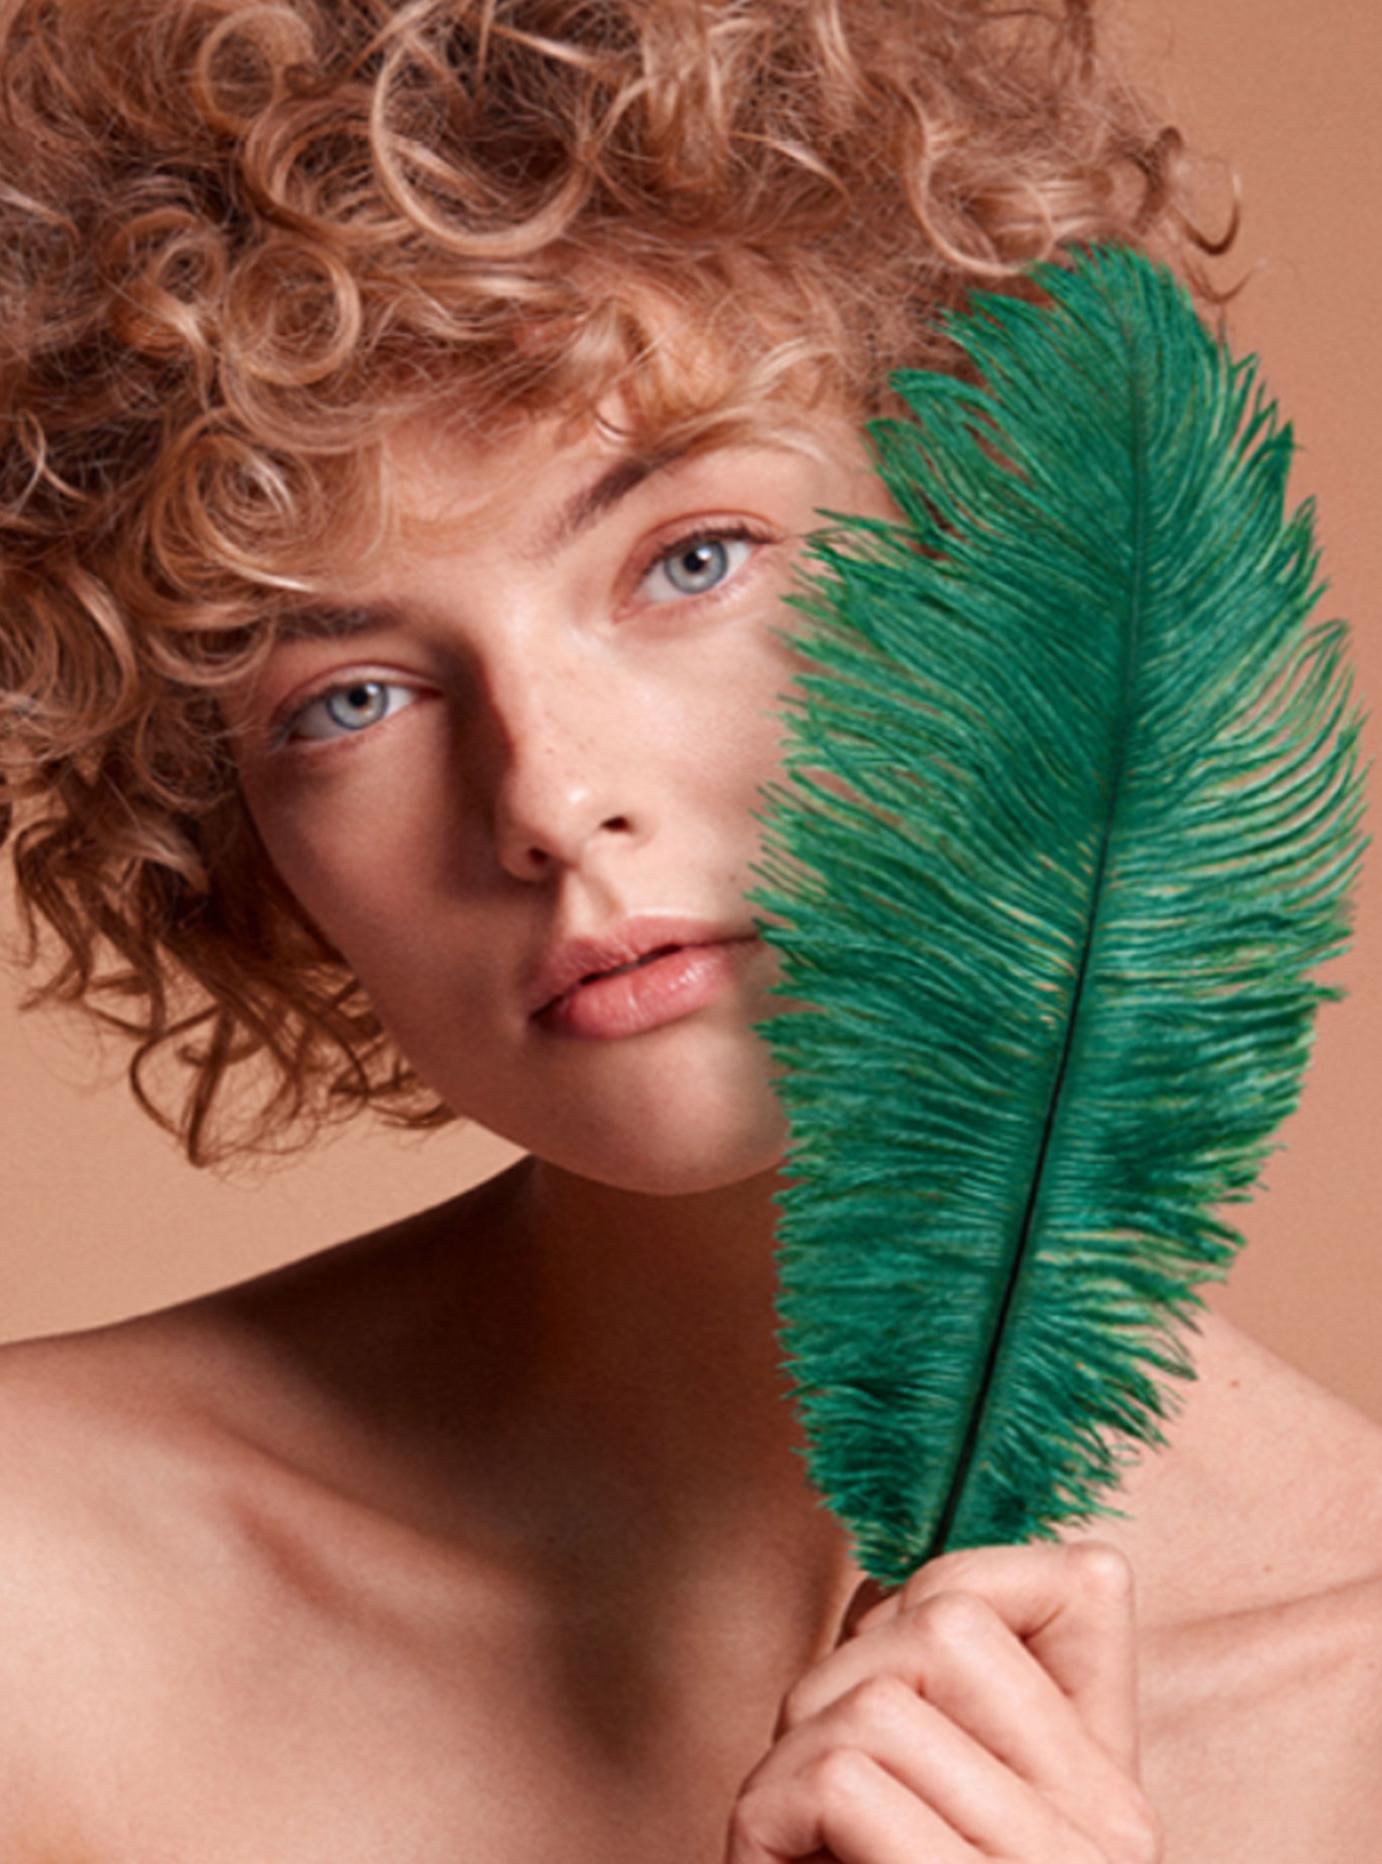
[
  {"x1": 270, "y1": 520, "x2": 775, "y2": 752},
  {"x1": 636, "y1": 520, "x2": 770, "y2": 606}
]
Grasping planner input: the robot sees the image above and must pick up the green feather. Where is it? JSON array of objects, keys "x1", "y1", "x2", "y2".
[{"x1": 747, "y1": 241, "x2": 1369, "y2": 1590}]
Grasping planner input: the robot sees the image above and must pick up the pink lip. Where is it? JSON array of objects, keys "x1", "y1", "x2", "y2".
[
  {"x1": 529, "y1": 920, "x2": 764, "y2": 1051},
  {"x1": 525, "y1": 913, "x2": 758, "y2": 1019},
  {"x1": 531, "y1": 935, "x2": 762, "y2": 1040}
]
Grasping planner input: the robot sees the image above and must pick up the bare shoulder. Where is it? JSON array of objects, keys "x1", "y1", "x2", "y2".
[
  {"x1": 1145, "y1": 1568, "x2": 1382, "y2": 1863},
  {"x1": 0, "y1": 1301, "x2": 578, "y2": 1864},
  {"x1": 0, "y1": 1319, "x2": 248, "y2": 1635},
  {"x1": 1137, "y1": 1338, "x2": 1382, "y2": 1863},
  {"x1": 0, "y1": 1206, "x2": 545, "y2": 1860},
  {"x1": 0, "y1": 1329, "x2": 185, "y2": 1852},
  {"x1": 0, "y1": 1320, "x2": 314, "y2": 1855}
]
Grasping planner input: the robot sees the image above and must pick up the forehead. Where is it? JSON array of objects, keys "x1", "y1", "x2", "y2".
[
  {"x1": 371, "y1": 395, "x2": 842, "y2": 561},
  {"x1": 287, "y1": 263, "x2": 859, "y2": 595},
  {"x1": 376, "y1": 282, "x2": 776, "y2": 543},
  {"x1": 379, "y1": 402, "x2": 648, "y2": 555},
  {"x1": 260, "y1": 366, "x2": 877, "y2": 645}
]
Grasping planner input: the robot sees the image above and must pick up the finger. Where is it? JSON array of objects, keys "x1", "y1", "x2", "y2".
[
  {"x1": 856, "y1": 1539, "x2": 1141, "y2": 1773},
  {"x1": 725, "y1": 1744, "x2": 976, "y2": 1864},
  {"x1": 783, "y1": 1587, "x2": 1135, "y2": 1822},
  {"x1": 835, "y1": 1574, "x2": 896, "y2": 1647},
  {"x1": 748, "y1": 1675, "x2": 1103, "y2": 1863}
]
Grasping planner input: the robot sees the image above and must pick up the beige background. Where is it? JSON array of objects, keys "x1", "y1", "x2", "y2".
[{"x1": 3, "y1": 0, "x2": 1380, "y2": 1418}]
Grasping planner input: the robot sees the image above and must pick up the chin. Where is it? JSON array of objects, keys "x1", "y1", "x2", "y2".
[
  {"x1": 552, "y1": 1136, "x2": 786, "y2": 1199},
  {"x1": 532, "y1": 1091, "x2": 788, "y2": 1196},
  {"x1": 402, "y1": 996, "x2": 795, "y2": 1194},
  {"x1": 464, "y1": 1046, "x2": 789, "y2": 1197}
]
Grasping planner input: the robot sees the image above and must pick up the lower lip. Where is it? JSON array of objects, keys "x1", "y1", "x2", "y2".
[{"x1": 534, "y1": 938, "x2": 761, "y2": 1040}]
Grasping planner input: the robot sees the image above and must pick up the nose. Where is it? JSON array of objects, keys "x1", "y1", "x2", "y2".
[{"x1": 484, "y1": 652, "x2": 650, "y2": 882}]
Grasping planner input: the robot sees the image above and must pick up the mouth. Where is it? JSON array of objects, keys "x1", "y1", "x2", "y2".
[
  {"x1": 544, "y1": 939, "x2": 686, "y2": 1014},
  {"x1": 532, "y1": 936, "x2": 761, "y2": 1040},
  {"x1": 525, "y1": 915, "x2": 760, "y2": 1022}
]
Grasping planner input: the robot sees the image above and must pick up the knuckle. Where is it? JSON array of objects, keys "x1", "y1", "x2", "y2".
[
  {"x1": 808, "y1": 1745, "x2": 875, "y2": 1815},
  {"x1": 840, "y1": 1673, "x2": 916, "y2": 1741},
  {"x1": 901, "y1": 1544, "x2": 993, "y2": 1599},
  {"x1": 911, "y1": 1586, "x2": 994, "y2": 1649},
  {"x1": 1068, "y1": 1539, "x2": 1136, "y2": 1597}
]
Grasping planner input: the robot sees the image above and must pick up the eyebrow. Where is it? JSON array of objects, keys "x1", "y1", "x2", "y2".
[
  {"x1": 273, "y1": 444, "x2": 698, "y2": 643},
  {"x1": 524, "y1": 444, "x2": 695, "y2": 564}
]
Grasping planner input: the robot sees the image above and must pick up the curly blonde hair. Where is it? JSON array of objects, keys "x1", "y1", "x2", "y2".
[{"x1": 0, "y1": 0, "x2": 1241, "y2": 1166}]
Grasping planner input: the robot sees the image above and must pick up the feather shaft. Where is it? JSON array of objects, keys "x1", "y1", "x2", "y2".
[{"x1": 750, "y1": 243, "x2": 1369, "y2": 1586}]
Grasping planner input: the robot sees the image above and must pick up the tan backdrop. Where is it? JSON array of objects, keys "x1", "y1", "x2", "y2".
[{"x1": 3, "y1": 0, "x2": 1380, "y2": 1419}]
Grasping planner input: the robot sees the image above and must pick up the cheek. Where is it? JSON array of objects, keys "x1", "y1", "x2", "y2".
[
  {"x1": 670, "y1": 639, "x2": 796, "y2": 807},
  {"x1": 238, "y1": 763, "x2": 467, "y2": 996},
  {"x1": 234, "y1": 633, "x2": 793, "y2": 988}
]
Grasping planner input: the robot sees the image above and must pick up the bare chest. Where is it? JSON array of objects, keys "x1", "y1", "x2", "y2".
[
  {"x1": 1138, "y1": 1589, "x2": 1382, "y2": 1864},
  {"x1": 57, "y1": 1589, "x2": 769, "y2": 1864},
  {"x1": 53, "y1": 1580, "x2": 1382, "y2": 1864}
]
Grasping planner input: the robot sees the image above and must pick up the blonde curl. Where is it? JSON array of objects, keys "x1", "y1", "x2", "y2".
[{"x1": 0, "y1": 0, "x2": 1244, "y2": 1165}]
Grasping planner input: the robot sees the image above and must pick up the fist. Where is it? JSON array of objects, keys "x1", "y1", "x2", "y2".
[{"x1": 722, "y1": 1540, "x2": 1164, "y2": 1862}]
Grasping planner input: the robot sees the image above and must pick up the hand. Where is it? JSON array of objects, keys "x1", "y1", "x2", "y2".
[{"x1": 722, "y1": 1540, "x2": 1164, "y2": 1862}]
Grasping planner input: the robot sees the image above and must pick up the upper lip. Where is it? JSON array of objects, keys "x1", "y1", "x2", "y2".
[{"x1": 526, "y1": 914, "x2": 758, "y2": 1017}]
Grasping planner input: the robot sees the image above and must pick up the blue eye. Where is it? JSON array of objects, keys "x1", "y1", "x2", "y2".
[
  {"x1": 280, "y1": 678, "x2": 421, "y2": 746},
  {"x1": 641, "y1": 528, "x2": 762, "y2": 605}
]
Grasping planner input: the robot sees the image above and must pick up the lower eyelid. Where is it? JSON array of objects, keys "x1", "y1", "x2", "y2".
[
  {"x1": 278, "y1": 680, "x2": 423, "y2": 749},
  {"x1": 640, "y1": 526, "x2": 775, "y2": 605},
  {"x1": 271, "y1": 526, "x2": 777, "y2": 748}
]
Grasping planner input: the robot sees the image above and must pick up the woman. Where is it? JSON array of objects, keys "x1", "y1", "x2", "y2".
[{"x1": 1, "y1": 2, "x2": 1379, "y2": 1858}]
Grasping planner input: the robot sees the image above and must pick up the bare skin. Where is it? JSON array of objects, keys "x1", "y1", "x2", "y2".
[
  {"x1": 4, "y1": 403, "x2": 1381, "y2": 1858},
  {"x1": 1, "y1": 1171, "x2": 1380, "y2": 1861}
]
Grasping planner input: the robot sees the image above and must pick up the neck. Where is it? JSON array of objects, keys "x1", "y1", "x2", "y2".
[
  {"x1": 302, "y1": 1155, "x2": 1339, "y2": 1650},
  {"x1": 521, "y1": 1155, "x2": 836, "y2": 1514},
  {"x1": 504, "y1": 1163, "x2": 1358, "y2": 1638},
  {"x1": 492, "y1": 1154, "x2": 869, "y2": 1638}
]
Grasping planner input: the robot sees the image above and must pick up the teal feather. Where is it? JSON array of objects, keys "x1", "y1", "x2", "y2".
[{"x1": 747, "y1": 241, "x2": 1369, "y2": 1590}]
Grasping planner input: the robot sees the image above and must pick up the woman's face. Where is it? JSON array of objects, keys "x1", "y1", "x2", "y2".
[{"x1": 231, "y1": 401, "x2": 898, "y2": 1194}]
